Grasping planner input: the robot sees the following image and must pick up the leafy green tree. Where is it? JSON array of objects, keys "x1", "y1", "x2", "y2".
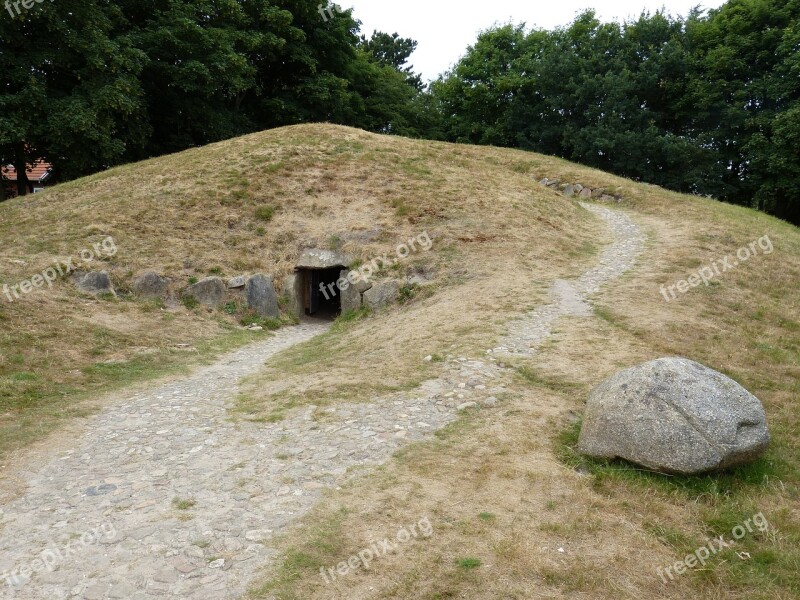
[
  {"x1": 687, "y1": 0, "x2": 800, "y2": 222},
  {"x1": 360, "y1": 32, "x2": 423, "y2": 90},
  {"x1": 428, "y1": 3, "x2": 800, "y2": 224},
  {"x1": 0, "y1": 0, "x2": 147, "y2": 194}
]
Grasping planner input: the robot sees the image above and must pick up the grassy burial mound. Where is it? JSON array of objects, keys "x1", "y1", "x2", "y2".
[
  {"x1": 0, "y1": 124, "x2": 602, "y2": 459},
  {"x1": 1, "y1": 124, "x2": 798, "y2": 599}
]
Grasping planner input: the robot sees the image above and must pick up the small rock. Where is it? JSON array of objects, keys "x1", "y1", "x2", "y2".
[
  {"x1": 132, "y1": 271, "x2": 169, "y2": 300},
  {"x1": 185, "y1": 277, "x2": 226, "y2": 307},
  {"x1": 74, "y1": 271, "x2": 115, "y2": 296},
  {"x1": 457, "y1": 402, "x2": 478, "y2": 411},
  {"x1": 227, "y1": 275, "x2": 247, "y2": 289},
  {"x1": 170, "y1": 557, "x2": 198, "y2": 574},
  {"x1": 245, "y1": 529, "x2": 272, "y2": 542},
  {"x1": 82, "y1": 583, "x2": 107, "y2": 600},
  {"x1": 481, "y1": 397, "x2": 498, "y2": 407},
  {"x1": 208, "y1": 559, "x2": 225, "y2": 570},
  {"x1": 423, "y1": 355, "x2": 433, "y2": 362},
  {"x1": 153, "y1": 569, "x2": 179, "y2": 584},
  {"x1": 109, "y1": 582, "x2": 138, "y2": 598}
]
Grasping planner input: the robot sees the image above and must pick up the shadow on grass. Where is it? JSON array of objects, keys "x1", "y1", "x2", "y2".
[{"x1": 556, "y1": 419, "x2": 786, "y2": 498}]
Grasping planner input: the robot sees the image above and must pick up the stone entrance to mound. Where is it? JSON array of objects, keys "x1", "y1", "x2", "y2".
[{"x1": 293, "y1": 249, "x2": 350, "y2": 319}]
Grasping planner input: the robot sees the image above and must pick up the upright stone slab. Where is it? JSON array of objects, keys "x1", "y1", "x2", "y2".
[
  {"x1": 339, "y1": 269, "x2": 362, "y2": 313},
  {"x1": 185, "y1": 277, "x2": 226, "y2": 307},
  {"x1": 282, "y1": 273, "x2": 303, "y2": 318},
  {"x1": 246, "y1": 274, "x2": 279, "y2": 318},
  {"x1": 363, "y1": 280, "x2": 400, "y2": 311},
  {"x1": 132, "y1": 271, "x2": 169, "y2": 300},
  {"x1": 74, "y1": 271, "x2": 115, "y2": 296}
]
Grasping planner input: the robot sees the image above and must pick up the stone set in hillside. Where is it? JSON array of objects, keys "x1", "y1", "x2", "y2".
[
  {"x1": 538, "y1": 178, "x2": 623, "y2": 203},
  {"x1": 183, "y1": 274, "x2": 279, "y2": 317},
  {"x1": 578, "y1": 357, "x2": 770, "y2": 474},
  {"x1": 73, "y1": 271, "x2": 116, "y2": 297},
  {"x1": 339, "y1": 270, "x2": 374, "y2": 312},
  {"x1": 131, "y1": 271, "x2": 169, "y2": 299},
  {"x1": 75, "y1": 270, "x2": 280, "y2": 318},
  {"x1": 363, "y1": 279, "x2": 401, "y2": 311},
  {"x1": 244, "y1": 274, "x2": 279, "y2": 318}
]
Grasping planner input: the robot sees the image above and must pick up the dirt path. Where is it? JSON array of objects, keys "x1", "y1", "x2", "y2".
[{"x1": 0, "y1": 202, "x2": 644, "y2": 600}]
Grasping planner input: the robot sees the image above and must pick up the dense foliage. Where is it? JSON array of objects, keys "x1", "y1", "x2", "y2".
[
  {"x1": 1, "y1": 0, "x2": 798, "y2": 223},
  {"x1": 429, "y1": 0, "x2": 800, "y2": 224},
  {"x1": 0, "y1": 0, "x2": 424, "y2": 190}
]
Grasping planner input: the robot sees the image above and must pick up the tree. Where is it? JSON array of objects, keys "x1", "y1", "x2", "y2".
[
  {"x1": 360, "y1": 32, "x2": 423, "y2": 90},
  {"x1": 427, "y1": 3, "x2": 800, "y2": 224},
  {"x1": 0, "y1": 0, "x2": 148, "y2": 192}
]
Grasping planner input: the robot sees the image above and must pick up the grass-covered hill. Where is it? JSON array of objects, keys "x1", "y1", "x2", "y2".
[{"x1": 0, "y1": 124, "x2": 798, "y2": 599}]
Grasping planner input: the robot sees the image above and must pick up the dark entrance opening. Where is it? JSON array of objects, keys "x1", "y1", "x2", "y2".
[{"x1": 298, "y1": 267, "x2": 342, "y2": 319}]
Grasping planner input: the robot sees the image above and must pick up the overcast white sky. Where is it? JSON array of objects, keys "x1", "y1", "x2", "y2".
[{"x1": 343, "y1": 1, "x2": 728, "y2": 81}]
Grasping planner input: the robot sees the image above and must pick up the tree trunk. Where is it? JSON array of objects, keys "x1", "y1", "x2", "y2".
[{"x1": 14, "y1": 144, "x2": 29, "y2": 197}]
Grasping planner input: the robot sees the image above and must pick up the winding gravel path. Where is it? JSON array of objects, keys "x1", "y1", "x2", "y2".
[
  {"x1": 494, "y1": 202, "x2": 645, "y2": 355},
  {"x1": 0, "y1": 202, "x2": 644, "y2": 599}
]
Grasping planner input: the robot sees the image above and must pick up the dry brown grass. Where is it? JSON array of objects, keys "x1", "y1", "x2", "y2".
[
  {"x1": 245, "y1": 138, "x2": 799, "y2": 600},
  {"x1": 0, "y1": 123, "x2": 601, "y2": 460},
  {"x1": 1, "y1": 124, "x2": 797, "y2": 598}
]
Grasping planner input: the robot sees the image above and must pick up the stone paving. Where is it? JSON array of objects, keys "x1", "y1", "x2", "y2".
[
  {"x1": 493, "y1": 203, "x2": 645, "y2": 356},
  {"x1": 0, "y1": 202, "x2": 644, "y2": 599}
]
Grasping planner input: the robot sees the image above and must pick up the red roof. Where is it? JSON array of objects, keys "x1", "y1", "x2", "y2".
[{"x1": 2, "y1": 161, "x2": 53, "y2": 182}]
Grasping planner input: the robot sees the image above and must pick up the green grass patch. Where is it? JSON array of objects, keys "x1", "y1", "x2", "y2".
[
  {"x1": 172, "y1": 497, "x2": 197, "y2": 510},
  {"x1": 254, "y1": 205, "x2": 276, "y2": 222},
  {"x1": 456, "y1": 557, "x2": 482, "y2": 570},
  {"x1": 249, "y1": 508, "x2": 350, "y2": 598}
]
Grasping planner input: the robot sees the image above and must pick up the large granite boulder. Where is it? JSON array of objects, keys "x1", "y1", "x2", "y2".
[
  {"x1": 578, "y1": 358, "x2": 770, "y2": 474},
  {"x1": 246, "y1": 274, "x2": 279, "y2": 318},
  {"x1": 74, "y1": 271, "x2": 115, "y2": 296},
  {"x1": 185, "y1": 277, "x2": 226, "y2": 307},
  {"x1": 132, "y1": 271, "x2": 169, "y2": 300}
]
